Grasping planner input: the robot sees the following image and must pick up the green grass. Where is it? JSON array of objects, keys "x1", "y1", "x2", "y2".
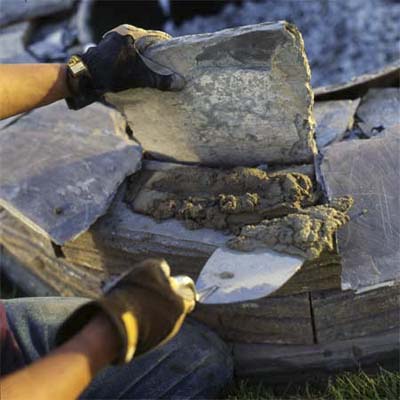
[{"x1": 227, "y1": 369, "x2": 400, "y2": 400}]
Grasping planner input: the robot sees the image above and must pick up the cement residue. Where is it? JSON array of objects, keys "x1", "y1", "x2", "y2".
[
  {"x1": 228, "y1": 196, "x2": 353, "y2": 259},
  {"x1": 126, "y1": 166, "x2": 315, "y2": 233}
]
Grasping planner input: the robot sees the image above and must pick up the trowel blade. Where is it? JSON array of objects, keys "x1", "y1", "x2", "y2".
[{"x1": 195, "y1": 247, "x2": 304, "y2": 304}]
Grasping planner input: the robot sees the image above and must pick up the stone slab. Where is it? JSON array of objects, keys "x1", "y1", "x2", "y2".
[
  {"x1": 107, "y1": 22, "x2": 316, "y2": 166},
  {"x1": 234, "y1": 329, "x2": 399, "y2": 383},
  {"x1": 314, "y1": 99, "x2": 360, "y2": 150},
  {"x1": 1, "y1": 247, "x2": 59, "y2": 297},
  {"x1": 320, "y1": 127, "x2": 400, "y2": 290},
  {"x1": 0, "y1": 0, "x2": 74, "y2": 27},
  {"x1": 312, "y1": 284, "x2": 400, "y2": 343},
  {"x1": 0, "y1": 101, "x2": 142, "y2": 244},
  {"x1": 314, "y1": 60, "x2": 400, "y2": 101},
  {"x1": 0, "y1": 115, "x2": 25, "y2": 131},
  {"x1": 357, "y1": 88, "x2": 400, "y2": 137},
  {"x1": 91, "y1": 181, "x2": 231, "y2": 251},
  {"x1": 0, "y1": 23, "x2": 36, "y2": 63}
]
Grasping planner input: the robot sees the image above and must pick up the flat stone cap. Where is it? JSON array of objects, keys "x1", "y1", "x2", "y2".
[
  {"x1": 107, "y1": 21, "x2": 316, "y2": 166},
  {"x1": 0, "y1": 102, "x2": 142, "y2": 244}
]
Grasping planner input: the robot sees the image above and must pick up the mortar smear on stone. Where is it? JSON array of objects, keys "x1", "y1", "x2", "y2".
[
  {"x1": 126, "y1": 166, "x2": 317, "y2": 234},
  {"x1": 228, "y1": 197, "x2": 353, "y2": 259}
]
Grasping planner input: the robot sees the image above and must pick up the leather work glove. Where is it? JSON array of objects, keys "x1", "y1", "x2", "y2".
[
  {"x1": 65, "y1": 24, "x2": 185, "y2": 110},
  {"x1": 55, "y1": 259, "x2": 196, "y2": 364}
]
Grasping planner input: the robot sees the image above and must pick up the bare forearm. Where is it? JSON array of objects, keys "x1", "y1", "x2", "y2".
[
  {"x1": 0, "y1": 64, "x2": 71, "y2": 120},
  {"x1": 0, "y1": 313, "x2": 124, "y2": 400}
]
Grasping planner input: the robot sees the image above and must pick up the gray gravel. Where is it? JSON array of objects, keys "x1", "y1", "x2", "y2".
[{"x1": 164, "y1": 0, "x2": 400, "y2": 87}]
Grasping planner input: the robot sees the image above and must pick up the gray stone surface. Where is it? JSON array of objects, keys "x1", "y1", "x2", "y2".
[
  {"x1": 0, "y1": 101, "x2": 142, "y2": 244},
  {"x1": 24, "y1": 11, "x2": 82, "y2": 63},
  {"x1": 107, "y1": 22, "x2": 316, "y2": 167},
  {"x1": 314, "y1": 99, "x2": 360, "y2": 150},
  {"x1": 314, "y1": 61, "x2": 400, "y2": 101},
  {"x1": 0, "y1": 115, "x2": 24, "y2": 131},
  {"x1": 357, "y1": 88, "x2": 400, "y2": 138},
  {"x1": 91, "y1": 160, "x2": 232, "y2": 251},
  {"x1": 0, "y1": 0, "x2": 74, "y2": 27},
  {"x1": 94, "y1": 187, "x2": 231, "y2": 250},
  {"x1": 0, "y1": 23, "x2": 36, "y2": 63},
  {"x1": 165, "y1": 0, "x2": 400, "y2": 88},
  {"x1": 320, "y1": 127, "x2": 400, "y2": 291}
]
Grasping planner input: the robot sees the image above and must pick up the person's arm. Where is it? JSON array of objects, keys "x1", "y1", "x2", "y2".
[
  {"x1": 0, "y1": 313, "x2": 121, "y2": 400},
  {"x1": 0, "y1": 64, "x2": 70, "y2": 120},
  {"x1": 0, "y1": 259, "x2": 195, "y2": 400},
  {"x1": 0, "y1": 24, "x2": 184, "y2": 121}
]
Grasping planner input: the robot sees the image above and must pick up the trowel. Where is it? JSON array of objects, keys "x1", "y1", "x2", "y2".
[
  {"x1": 176, "y1": 207, "x2": 361, "y2": 305},
  {"x1": 174, "y1": 247, "x2": 304, "y2": 305},
  {"x1": 103, "y1": 246, "x2": 304, "y2": 306}
]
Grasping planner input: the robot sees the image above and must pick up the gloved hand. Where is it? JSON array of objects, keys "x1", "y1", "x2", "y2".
[
  {"x1": 66, "y1": 24, "x2": 185, "y2": 109},
  {"x1": 55, "y1": 259, "x2": 196, "y2": 364}
]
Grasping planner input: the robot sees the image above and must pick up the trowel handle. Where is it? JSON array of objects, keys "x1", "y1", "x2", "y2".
[{"x1": 170, "y1": 275, "x2": 198, "y2": 313}]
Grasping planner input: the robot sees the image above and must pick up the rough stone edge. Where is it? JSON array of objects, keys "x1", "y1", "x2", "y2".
[
  {"x1": 314, "y1": 60, "x2": 400, "y2": 101},
  {"x1": 284, "y1": 22, "x2": 317, "y2": 163}
]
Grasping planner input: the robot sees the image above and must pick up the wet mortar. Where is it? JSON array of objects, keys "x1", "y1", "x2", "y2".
[
  {"x1": 125, "y1": 166, "x2": 352, "y2": 259},
  {"x1": 126, "y1": 166, "x2": 316, "y2": 232},
  {"x1": 228, "y1": 197, "x2": 353, "y2": 259}
]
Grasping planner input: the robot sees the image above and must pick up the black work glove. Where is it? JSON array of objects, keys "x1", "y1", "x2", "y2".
[
  {"x1": 66, "y1": 25, "x2": 185, "y2": 109},
  {"x1": 55, "y1": 259, "x2": 196, "y2": 364}
]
